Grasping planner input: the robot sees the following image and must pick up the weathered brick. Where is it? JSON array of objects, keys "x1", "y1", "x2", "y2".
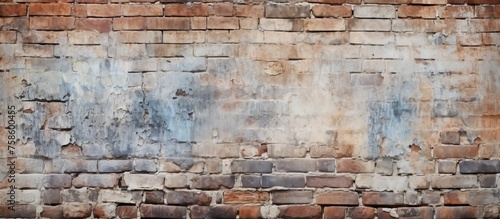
[
  {"x1": 144, "y1": 191, "x2": 164, "y2": 204},
  {"x1": 459, "y1": 160, "x2": 500, "y2": 174},
  {"x1": 441, "y1": 6, "x2": 474, "y2": 19},
  {"x1": 337, "y1": 159, "x2": 374, "y2": 173},
  {"x1": 159, "y1": 161, "x2": 181, "y2": 173},
  {"x1": 304, "y1": 19, "x2": 345, "y2": 32},
  {"x1": 191, "y1": 17, "x2": 207, "y2": 29},
  {"x1": 444, "y1": 191, "x2": 468, "y2": 205},
  {"x1": 192, "y1": 143, "x2": 239, "y2": 158},
  {"x1": 190, "y1": 206, "x2": 237, "y2": 219},
  {"x1": 15, "y1": 44, "x2": 53, "y2": 57},
  {"x1": 479, "y1": 175, "x2": 497, "y2": 188},
  {"x1": 76, "y1": 18, "x2": 112, "y2": 33},
  {"x1": 30, "y1": 17, "x2": 74, "y2": 30},
  {"x1": 163, "y1": 31, "x2": 204, "y2": 44},
  {"x1": 167, "y1": 191, "x2": 211, "y2": 206},
  {"x1": 259, "y1": 19, "x2": 303, "y2": 32},
  {"x1": 354, "y1": 5, "x2": 395, "y2": 19},
  {"x1": 29, "y1": 3, "x2": 71, "y2": 16},
  {"x1": 122, "y1": 5, "x2": 163, "y2": 17},
  {"x1": 262, "y1": 174, "x2": 305, "y2": 188},
  {"x1": 61, "y1": 188, "x2": 90, "y2": 202},
  {"x1": 0, "y1": 205, "x2": 36, "y2": 218},
  {"x1": 279, "y1": 206, "x2": 321, "y2": 219},
  {"x1": 312, "y1": 5, "x2": 352, "y2": 18},
  {"x1": 235, "y1": 5, "x2": 264, "y2": 17},
  {"x1": 436, "y1": 207, "x2": 478, "y2": 218},
  {"x1": 317, "y1": 159, "x2": 336, "y2": 172},
  {"x1": 165, "y1": 174, "x2": 187, "y2": 188},
  {"x1": 146, "y1": 17, "x2": 190, "y2": 30},
  {"x1": 306, "y1": 0, "x2": 346, "y2": 3},
  {"x1": 324, "y1": 206, "x2": 346, "y2": 219},
  {"x1": 231, "y1": 160, "x2": 272, "y2": 173},
  {"x1": 73, "y1": 174, "x2": 119, "y2": 188},
  {"x1": 140, "y1": 204, "x2": 186, "y2": 218},
  {"x1": 43, "y1": 189, "x2": 61, "y2": 204},
  {"x1": 350, "y1": 32, "x2": 394, "y2": 45},
  {"x1": 87, "y1": 4, "x2": 121, "y2": 17},
  {"x1": 275, "y1": 159, "x2": 317, "y2": 172},
  {"x1": 207, "y1": 17, "x2": 239, "y2": 30},
  {"x1": 411, "y1": 0, "x2": 447, "y2": 4},
  {"x1": 0, "y1": 5, "x2": 26, "y2": 16},
  {"x1": 362, "y1": 192, "x2": 404, "y2": 206},
  {"x1": 317, "y1": 191, "x2": 359, "y2": 205},
  {"x1": 364, "y1": 0, "x2": 410, "y2": 3},
  {"x1": 348, "y1": 19, "x2": 391, "y2": 31},
  {"x1": 43, "y1": 174, "x2": 72, "y2": 188},
  {"x1": 147, "y1": 44, "x2": 192, "y2": 57},
  {"x1": 73, "y1": 5, "x2": 87, "y2": 17},
  {"x1": 224, "y1": 191, "x2": 268, "y2": 204},
  {"x1": 433, "y1": 145, "x2": 478, "y2": 158},
  {"x1": 241, "y1": 175, "x2": 261, "y2": 188},
  {"x1": 134, "y1": 159, "x2": 157, "y2": 173},
  {"x1": 422, "y1": 191, "x2": 441, "y2": 205},
  {"x1": 347, "y1": 207, "x2": 376, "y2": 219},
  {"x1": 397, "y1": 207, "x2": 433, "y2": 219},
  {"x1": 438, "y1": 160, "x2": 457, "y2": 174},
  {"x1": 94, "y1": 203, "x2": 116, "y2": 218},
  {"x1": 265, "y1": 5, "x2": 310, "y2": 18},
  {"x1": 191, "y1": 175, "x2": 235, "y2": 189},
  {"x1": 306, "y1": 176, "x2": 352, "y2": 188},
  {"x1": 42, "y1": 205, "x2": 63, "y2": 218},
  {"x1": 431, "y1": 175, "x2": 478, "y2": 189},
  {"x1": 117, "y1": 206, "x2": 138, "y2": 219},
  {"x1": 239, "y1": 205, "x2": 262, "y2": 219},
  {"x1": 98, "y1": 160, "x2": 133, "y2": 173},
  {"x1": 194, "y1": 44, "x2": 236, "y2": 57},
  {"x1": 165, "y1": 4, "x2": 209, "y2": 17},
  {"x1": 122, "y1": 173, "x2": 164, "y2": 190},
  {"x1": 399, "y1": 6, "x2": 438, "y2": 19},
  {"x1": 63, "y1": 203, "x2": 92, "y2": 218},
  {"x1": 211, "y1": 3, "x2": 234, "y2": 16},
  {"x1": 113, "y1": 17, "x2": 146, "y2": 30},
  {"x1": 100, "y1": 190, "x2": 141, "y2": 203},
  {"x1": 272, "y1": 191, "x2": 313, "y2": 204}
]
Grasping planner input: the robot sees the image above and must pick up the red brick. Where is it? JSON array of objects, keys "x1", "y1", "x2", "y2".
[
  {"x1": 397, "y1": 207, "x2": 433, "y2": 218},
  {"x1": 63, "y1": 203, "x2": 92, "y2": 218},
  {"x1": 364, "y1": 0, "x2": 410, "y2": 3},
  {"x1": 73, "y1": 5, "x2": 87, "y2": 17},
  {"x1": 239, "y1": 205, "x2": 262, "y2": 219},
  {"x1": 140, "y1": 205, "x2": 186, "y2": 218},
  {"x1": 324, "y1": 207, "x2": 346, "y2": 219},
  {"x1": 212, "y1": 3, "x2": 234, "y2": 16},
  {"x1": 29, "y1": 3, "x2": 71, "y2": 16},
  {"x1": 30, "y1": 17, "x2": 74, "y2": 30},
  {"x1": 165, "y1": 4, "x2": 209, "y2": 17},
  {"x1": 317, "y1": 191, "x2": 359, "y2": 205},
  {"x1": 337, "y1": 159, "x2": 374, "y2": 173},
  {"x1": 23, "y1": 31, "x2": 65, "y2": 44},
  {"x1": 122, "y1": 5, "x2": 163, "y2": 17},
  {"x1": 76, "y1": 18, "x2": 111, "y2": 32},
  {"x1": 436, "y1": 207, "x2": 478, "y2": 218},
  {"x1": 224, "y1": 191, "x2": 268, "y2": 204},
  {"x1": 475, "y1": 6, "x2": 494, "y2": 18},
  {"x1": 207, "y1": 17, "x2": 239, "y2": 30},
  {"x1": 433, "y1": 145, "x2": 478, "y2": 158},
  {"x1": 305, "y1": 0, "x2": 345, "y2": 3},
  {"x1": 116, "y1": 206, "x2": 137, "y2": 219},
  {"x1": 113, "y1": 17, "x2": 146, "y2": 30},
  {"x1": 146, "y1": 17, "x2": 190, "y2": 30},
  {"x1": 411, "y1": 0, "x2": 447, "y2": 4},
  {"x1": 42, "y1": 206, "x2": 63, "y2": 218},
  {"x1": 265, "y1": 5, "x2": 310, "y2": 18},
  {"x1": 465, "y1": 0, "x2": 499, "y2": 4},
  {"x1": 471, "y1": 19, "x2": 500, "y2": 33},
  {"x1": 87, "y1": 4, "x2": 121, "y2": 17},
  {"x1": 0, "y1": 5, "x2": 27, "y2": 16},
  {"x1": 441, "y1": 6, "x2": 474, "y2": 19},
  {"x1": 76, "y1": 0, "x2": 107, "y2": 3},
  {"x1": 347, "y1": 207, "x2": 376, "y2": 219},
  {"x1": 0, "y1": 31, "x2": 16, "y2": 43},
  {"x1": 444, "y1": 191, "x2": 468, "y2": 205},
  {"x1": 279, "y1": 206, "x2": 321, "y2": 219},
  {"x1": 440, "y1": 131, "x2": 460, "y2": 144},
  {"x1": 306, "y1": 176, "x2": 353, "y2": 188},
  {"x1": 235, "y1": 5, "x2": 264, "y2": 18},
  {"x1": 362, "y1": 192, "x2": 404, "y2": 206},
  {"x1": 312, "y1": 5, "x2": 352, "y2": 18},
  {"x1": 398, "y1": 6, "x2": 438, "y2": 19}
]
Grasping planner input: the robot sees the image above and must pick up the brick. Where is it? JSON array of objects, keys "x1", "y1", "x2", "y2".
[
  {"x1": 117, "y1": 206, "x2": 137, "y2": 219},
  {"x1": 354, "y1": 5, "x2": 395, "y2": 19},
  {"x1": 475, "y1": 6, "x2": 496, "y2": 18},
  {"x1": 317, "y1": 159, "x2": 336, "y2": 172},
  {"x1": 337, "y1": 159, "x2": 374, "y2": 173},
  {"x1": 73, "y1": 5, "x2": 86, "y2": 17},
  {"x1": 459, "y1": 160, "x2": 500, "y2": 174},
  {"x1": 431, "y1": 175, "x2": 477, "y2": 189},
  {"x1": 224, "y1": 191, "x2": 268, "y2": 204},
  {"x1": 119, "y1": 31, "x2": 162, "y2": 44},
  {"x1": 348, "y1": 19, "x2": 391, "y2": 32},
  {"x1": 239, "y1": 205, "x2": 262, "y2": 219},
  {"x1": 100, "y1": 190, "x2": 141, "y2": 203},
  {"x1": 239, "y1": 18, "x2": 258, "y2": 29},
  {"x1": 43, "y1": 189, "x2": 61, "y2": 204},
  {"x1": 194, "y1": 44, "x2": 237, "y2": 57},
  {"x1": 317, "y1": 191, "x2": 359, "y2": 205},
  {"x1": 393, "y1": 19, "x2": 467, "y2": 33},
  {"x1": 259, "y1": 19, "x2": 303, "y2": 32},
  {"x1": 122, "y1": 5, "x2": 163, "y2": 17},
  {"x1": 231, "y1": 160, "x2": 272, "y2": 173},
  {"x1": 87, "y1": 4, "x2": 121, "y2": 17},
  {"x1": 457, "y1": 33, "x2": 483, "y2": 46},
  {"x1": 73, "y1": 174, "x2": 119, "y2": 188},
  {"x1": 22, "y1": 31, "x2": 65, "y2": 44},
  {"x1": 306, "y1": 176, "x2": 352, "y2": 188},
  {"x1": 15, "y1": 44, "x2": 53, "y2": 57},
  {"x1": 469, "y1": 189, "x2": 500, "y2": 206},
  {"x1": 122, "y1": 173, "x2": 164, "y2": 190},
  {"x1": 306, "y1": 0, "x2": 345, "y2": 3},
  {"x1": 312, "y1": 5, "x2": 352, "y2": 18},
  {"x1": 411, "y1": 0, "x2": 447, "y2": 4},
  {"x1": 362, "y1": 192, "x2": 404, "y2": 206},
  {"x1": 304, "y1": 19, "x2": 345, "y2": 32},
  {"x1": 29, "y1": 3, "x2": 71, "y2": 16},
  {"x1": 441, "y1": 6, "x2": 474, "y2": 19},
  {"x1": 165, "y1": 4, "x2": 209, "y2": 17},
  {"x1": 163, "y1": 31, "x2": 205, "y2": 43},
  {"x1": 76, "y1": 18, "x2": 112, "y2": 33},
  {"x1": 347, "y1": 207, "x2": 376, "y2": 219},
  {"x1": 145, "y1": 191, "x2": 165, "y2": 204},
  {"x1": 483, "y1": 34, "x2": 500, "y2": 46},
  {"x1": 422, "y1": 191, "x2": 441, "y2": 205},
  {"x1": 207, "y1": 17, "x2": 239, "y2": 30},
  {"x1": 241, "y1": 175, "x2": 261, "y2": 188},
  {"x1": 262, "y1": 174, "x2": 305, "y2": 188},
  {"x1": 465, "y1": 0, "x2": 499, "y2": 4},
  {"x1": 235, "y1": 5, "x2": 264, "y2": 17},
  {"x1": 471, "y1": 20, "x2": 500, "y2": 33},
  {"x1": 76, "y1": 0, "x2": 107, "y2": 3},
  {"x1": 438, "y1": 160, "x2": 456, "y2": 173},
  {"x1": 265, "y1": 5, "x2": 309, "y2": 18},
  {"x1": 272, "y1": 191, "x2": 313, "y2": 204},
  {"x1": 98, "y1": 160, "x2": 133, "y2": 172},
  {"x1": 190, "y1": 206, "x2": 237, "y2": 219},
  {"x1": 440, "y1": 131, "x2": 461, "y2": 144},
  {"x1": 0, "y1": 5, "x2": 26, "y2": 16},
  {"x1": 0, "y1": 205, "x2": 36, "y2": 218},
  {"x1": 63, "y1": 203, "x2": 92, "y2": 218},
  {"x1": 147, "y1": 44, "x2": 191, "y2": 57},
  {"x1": 350, "y1": 32, "x2": 394, "y2": 45},
  {"x1": 275, "y1": 159, "x2": 317, "y2": 172},
  {"x1": 365, "y1": 0, "x2": 410, "y2": 3},
  {"x1": 135, "y1": 159, "x2": 157, "y2": 172},
  {"x1": 30, "y1": 17, "x2": 74, "y2": 30},
  {"x1": 140, "y1": 205, "x2": 186, "y2": 218},
  {"x1": 146, "y1": 17, "x2": 190, "y2": 30},
  {"x1": 191, "y1": 17, "x2": 206, "y2": 29},
  {"x1": 310, "y1": 146, "x2": 353, "y2": 158},
  {"x1": 192, "y1": 143, "x2": 239, "y2": 158},
  {"x1": 444, "y1": 191, "x2": 468, "y2": 205},
  {"x1": 433, "y1": 145, "x2": 478, "y2": 158},
  {"x1": 397, "y1": 207, "x2": 433, "y2": 219},
  {"x1": 324, "y1": 207, "x2": 346, "y2": 219},
  {"x1": 42, "y1": 206, "x2": 63, "y2": 218},
  {"x1": 113, "y1": 17, "x2": 146, "y2": 30},
  {"x1": 436, "y1": 207, "x2": 478, "y2": 218},
  {"x1": 167, "y1": 191, "x2": 211, "y2": 205},
  {"x1": 212, "y1": 3, "x2": 234, "y2": 16},
  {"x1": 356, "y1": 175, "x2": 408, "y2": 191},
  {"x1": 68, "y1": 31, "x2": 102, "y2": 45},
  {"x1": 61, "y1": 188, "x2": 90, "y2": 202},
  {"x1": 279, "y1": 206, "x2": 321, "y2": 219},
  {"x1": 479, "y1": 175, "x2": 497, "y2": 188},
  {"x1": 43, "y1": 174, "x2": 72, "y2": 188},
  {"x1": 191, "y1": 175, "x2": 235, "y2": 189},
  {"x1": 398, "y1": 6, "x2": 439, "y2": 19}
]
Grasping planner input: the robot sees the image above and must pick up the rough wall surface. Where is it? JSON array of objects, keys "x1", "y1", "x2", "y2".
[{"x1": 0, "y1": 0, "x2": 500, "y2": 218}]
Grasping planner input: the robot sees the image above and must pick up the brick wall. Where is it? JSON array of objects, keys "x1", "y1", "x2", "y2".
[{"x1": 0, "y1": 0, "x2": 499, "y2": 218}]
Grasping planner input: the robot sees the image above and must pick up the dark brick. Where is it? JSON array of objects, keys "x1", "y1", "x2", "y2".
[
  {"x1": 362, "y1": 192, "x2": 404, "y2": 206},
  {"x1": 444, "y1": 191, "x2": 468, "y2": 205},
  {"x1": 468, "y1": 189, "x2": 500, "y2": 206},
  {"x1": 438, "y1": 160, "x2": 457, "y2": 174},
  {"x1": 231, "y1": 160, "x2": 272, "y2": 173},
  {"x1": 98, "y1": 160, "x2": 133, "y2": 172},
  {"x1": 191, "y1": 175, "x2": 235, "y2": 190},
  {"x1": 239, "y1": 205, "x2": 262, "y2": 219},
  {"x1": 117, "y1": 206, "x2": 137, "y2": 219},
  {"x1": 145, "y1": 191, "x2": 165, "y2": 204},
  {"x1": 265, "y1": 5, "x2": 310, "y2": 18},
  {"x1": 89, "y1": 189, "x2": 99, "y2": 202},
  {"x1": 42, "y1": 205, "x2": 63, "y2": 218},
  {"x1": 279, "y1": 206, "x2": 321, "y2": 219},
  {"x1": 43, "y1": 174, "x2": 72, "y2": 188},
  {"x1": 479, "y1": 175, "x2": 497, "y2": 188},
  {"x1": 459, "y1": 160, "x2": 500, "y2": 174},
  {"x1": 43, "y1": 189, "x2": 61, "y2": 204},
  {"x1": 272, "y1": 191, "x2": 313, "y2": 204},
  {"x1": 317, "y1": 159, "x2": 336, "y2": 172},
  {"x1": 262, "y1": 175, "x2": 305, "y2": 188},
  {"x1": 324, "y1": 206, "x2": 346, "y2": 219},
  {"x1": 224, "y1": 191, "x2": 268, "y2": 204},
  {"x1": 241, "y1": 175, "x2": 261, "y2": 188},
  {"x1": 275, "y1": 159, "x2": 317, "y2": 172},
  {"x1": 436, "y1": 206, "x2": 478, "y2": 218},
  {"x1": 134, "y1": 159, "x2": 157, "y2": 172},
  {"x1": 72, "y1": 174, "x2": 119, "y2": 188},
  {"x1": 397, "y1": 207, "x2": 433, "y2": 218},
  {"x1": 431, "y1": 175, "x2": 478, "y2": 189},
  {"x1": 140, "y1": 204, "x2": 186, "y2": 218},
  {"x1": 167, "y1": 191, "x2": 211, "y2": 206},
  {"x1": 346, "y1": 207, "x2": 376, "y2": 219},
  {"x1": 422, "y1": 191, "x2": 441, "y2": 205},
  {"x1": 63, "y1": 203, "x2": 92, "y2": 218},
  {"x1": 306, "y1": 176, "x2": 352, "y2": 188},
  {"x1": 190, "y1": 206, "x2": 238, "y2": 219},
  {"x1": 317, "y1": 191, "x2": 359, "y2": 205},
  {"x1": 440, "y1": 131, "x2": 460, "y2": 144}
]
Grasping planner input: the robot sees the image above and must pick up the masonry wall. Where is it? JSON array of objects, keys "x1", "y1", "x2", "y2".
[{"x1": 0, "y1": 0, "x2": 499, "y2": 218}]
